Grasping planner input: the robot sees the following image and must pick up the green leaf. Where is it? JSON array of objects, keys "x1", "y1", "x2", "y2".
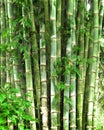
[
  {"x1": 0, "y1": 126, "x2": 7, "y2": 130},
  {"x1": 56, "y1": 82, "x2": 66, "y2": 90},
  {"x1": 0, "y1": 44, "x2": 8, "y2": 52},
  {"x1": 1, "y1": 29, "x2": 9, "y2": 38},
  {"x1": 0, "y1": 94, "x2": 6, "y2": 103},
  {"x1": 19, "y1": 125, "x2": 24, "y2": 130},
  {"x1": 10, "y1": 88, "x2": 20, "y2": 94},
  {"x1": 22, "y1": 113, "x2": 32, "y2": 121},
  {"x1": 3, "y1": 109, "x2": 10, "y2": 116},
  {"x1": 4, "y1": 83, "x2": 9, "y2": 88},
  {"x1": 0, "y1": 117, "x2": 6, "y2": 124},
  {"x1": 9, "y1": 115, "x2": 18, "y2": 125},
  {"x1": 64, "y1": 96, "x2": 71, "y2": 104},
  {"x1": 71, "y1": 66, "x2": 81, "y2": 76}
]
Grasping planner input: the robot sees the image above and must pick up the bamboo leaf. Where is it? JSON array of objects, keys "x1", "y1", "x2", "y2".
[{"x1": 0, "y1": 94, "x2": 6, "y2": 103}]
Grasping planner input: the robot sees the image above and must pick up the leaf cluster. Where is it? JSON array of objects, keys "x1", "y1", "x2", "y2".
[
  {"x1": 0, "y1": 84, "x2": 37, "y2": 130},
  {"x1": 53, "y1": 56, "x2": 81, "y2": 77}
]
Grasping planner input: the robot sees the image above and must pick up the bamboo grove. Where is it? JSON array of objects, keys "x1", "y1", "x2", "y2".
[{"x1": 0, "y1": 0, "x2": 104, "y2": 130}]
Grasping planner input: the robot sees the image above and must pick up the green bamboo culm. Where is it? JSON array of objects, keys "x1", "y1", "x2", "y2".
[
  {"x1": 0, "y1": 0, "x2": 6, "y2": 88},
  {"x1": 87, "y1": 1, "x2": 99, "y2": 129},
  {"x1": 76, "y1": 1, "x2": 85, "y2": 130},
  {"x1": 43, "y1": 0, "x2": 51, "y2": 129}
]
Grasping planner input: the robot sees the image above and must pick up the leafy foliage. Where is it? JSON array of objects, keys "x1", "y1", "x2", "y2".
[{"x1": 0, "y1": 84, "x2": 37, "y2": 130}]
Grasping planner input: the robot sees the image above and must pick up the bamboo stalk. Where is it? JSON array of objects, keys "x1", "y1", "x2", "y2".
[
  {"x1": 12, "y1": 3, "x2": 22, "y2": 98},
  {"x1": 39, "y1": 21, "x2": 48, "y2": 129},
  {"x1": 6, "y1": 0, "x2": 16, "y2": 89},
  {"x1": 76, "y1": 1, "x2": 85, "y2": 129},
  {"x1": 82, "y1": 1, "x2": 92, "y2": 129},
  {"x1": 86, "y1": 1, "x2": 99, "y2": 129},
  {"x1": 28, "y1": 0, "x2": 41, "y2": 129},
  {"x1": 68, "y1": 0, "x2": 76, "y2": 129},
  {"x1": 66, "y1": 0, "x2": 73, "y2": 129},
  {"x1": 0, "y1": 0, "x2": 6, "y2": 88},
  {"x1": 92, "y1": 1, "x2": 104, "y2": 129},
  {"x1": 0, "y1": 0, "x2": 8, "y2": 129},
  {"x1": 43, "y1": 0, "x2": 51, "y2": 129},
  {"x1": 56, "y1": 0, "x2": 61, "y2": 129},
  {"x1": 50, "y1": 0, "x2": 58, "y2": 128},
  {"x1": 92, "y1": 63, "x2": 99, "y2": 130},
  {"x1": 60, "y1": 1, "x2": 67, "y2": 129},
  {"x1": 22, "y1": 1, "x2": 36, "y2": 129},
  {"x1": 4, "y1": 2, "x2": 12, "y2": 129},
  {"x1": 6, "y1": 0, "x2": 18, "y2": 129}
]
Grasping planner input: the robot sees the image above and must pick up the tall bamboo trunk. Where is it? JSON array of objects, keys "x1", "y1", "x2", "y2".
[
  {"x1": 4, "y1": 5, "x2": 12, "y2": 129},
  {"x1": 93, "y1": 1, "x2": 104, "y2": 129},
  {"x1": 39, "y1": 1, "x2": 48, "y2": 128},
  {"x1": 87, "y1": 1, "x2": 99, "y2": 129},
  {"x1": 50, "y1": 0, "x2": 58, "y2": 129},
  {"x1": 67, "y1": 0, "x2": 76, "y2": 129},
  {"x1": 7, "y1": 0, "x2": 17, "y2": 129},
  {"x1": 59, "y1": 1, "x2": 67, "y2": 129},
  {"x1": 83, "y1": 1, "x2": 99, "y2": 129},
  {"x1": 0, "y1": 0, "x2": 6, "y2": 88},
  {"x1": 40, "y1": 23, "x2": 48, "y2": 129},
  {"x1": 22, "y1": 1, "x2": 36, "y2": 129},
  {"x1": 82, "y1": 1, "x2": 92, "y2": 129},
  {"x1": 0, "y1": 0, "x2": 7, "y2": 129},
  {"x1": 43, "y1": 0, "x2": 51, "y2": 129},
  {"x1": 56, "y1": 0, "x2": 61, "y2": 129},
  {"x1": 65, "y1": 0, "x2": 72, "y2": 129},
  {"x1": 29, "y1": 0, "x2": 41, "y2": 129},
  {"x1": 76, "y1": 1, "x2": 85, "y2": 129}
]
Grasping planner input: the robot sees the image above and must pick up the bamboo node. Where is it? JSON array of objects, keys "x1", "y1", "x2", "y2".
[
  {"x1": 50, "y1": 17, "x2": 56, "y2": 20},
  {"x1": 51, "y1": 35, "x2": 56, "y2": 39},
  {"x1": 86, "y1": 125, "x2": 93, "y2": 128},
  {"x1": 70, "y1": 125, "x2": 76, "y2": 128},
  {"x1": 41, "y1": 95, "x2": 47, "y2": 98},
  {"x1": 40, "y1": 30, "x2": 45, "y2": 33},
  {"x1": 41, "y1": 79, "x2": 47, "y2": 83},
  {"x1": 63, "y1": 117, "x2": 68, "y2": 120},
  {"x1": 40, "y1": 47, "x2": 46, "y2": 49},
  {"x1": 51, "y1": 110, "x2": 57, "y2": 113},
  {"x1": 40, "y1": 63, "x2": 46, "y2": 66},
  {"x1": 69, "y1": 110, "x2": 76, "y2": 113},
  {"x1": 67, "y1": 12, "x2": 73, "y2": 16},
  {"x1": 51, "y1": 126, "x2": 57, "y2": 130}
]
